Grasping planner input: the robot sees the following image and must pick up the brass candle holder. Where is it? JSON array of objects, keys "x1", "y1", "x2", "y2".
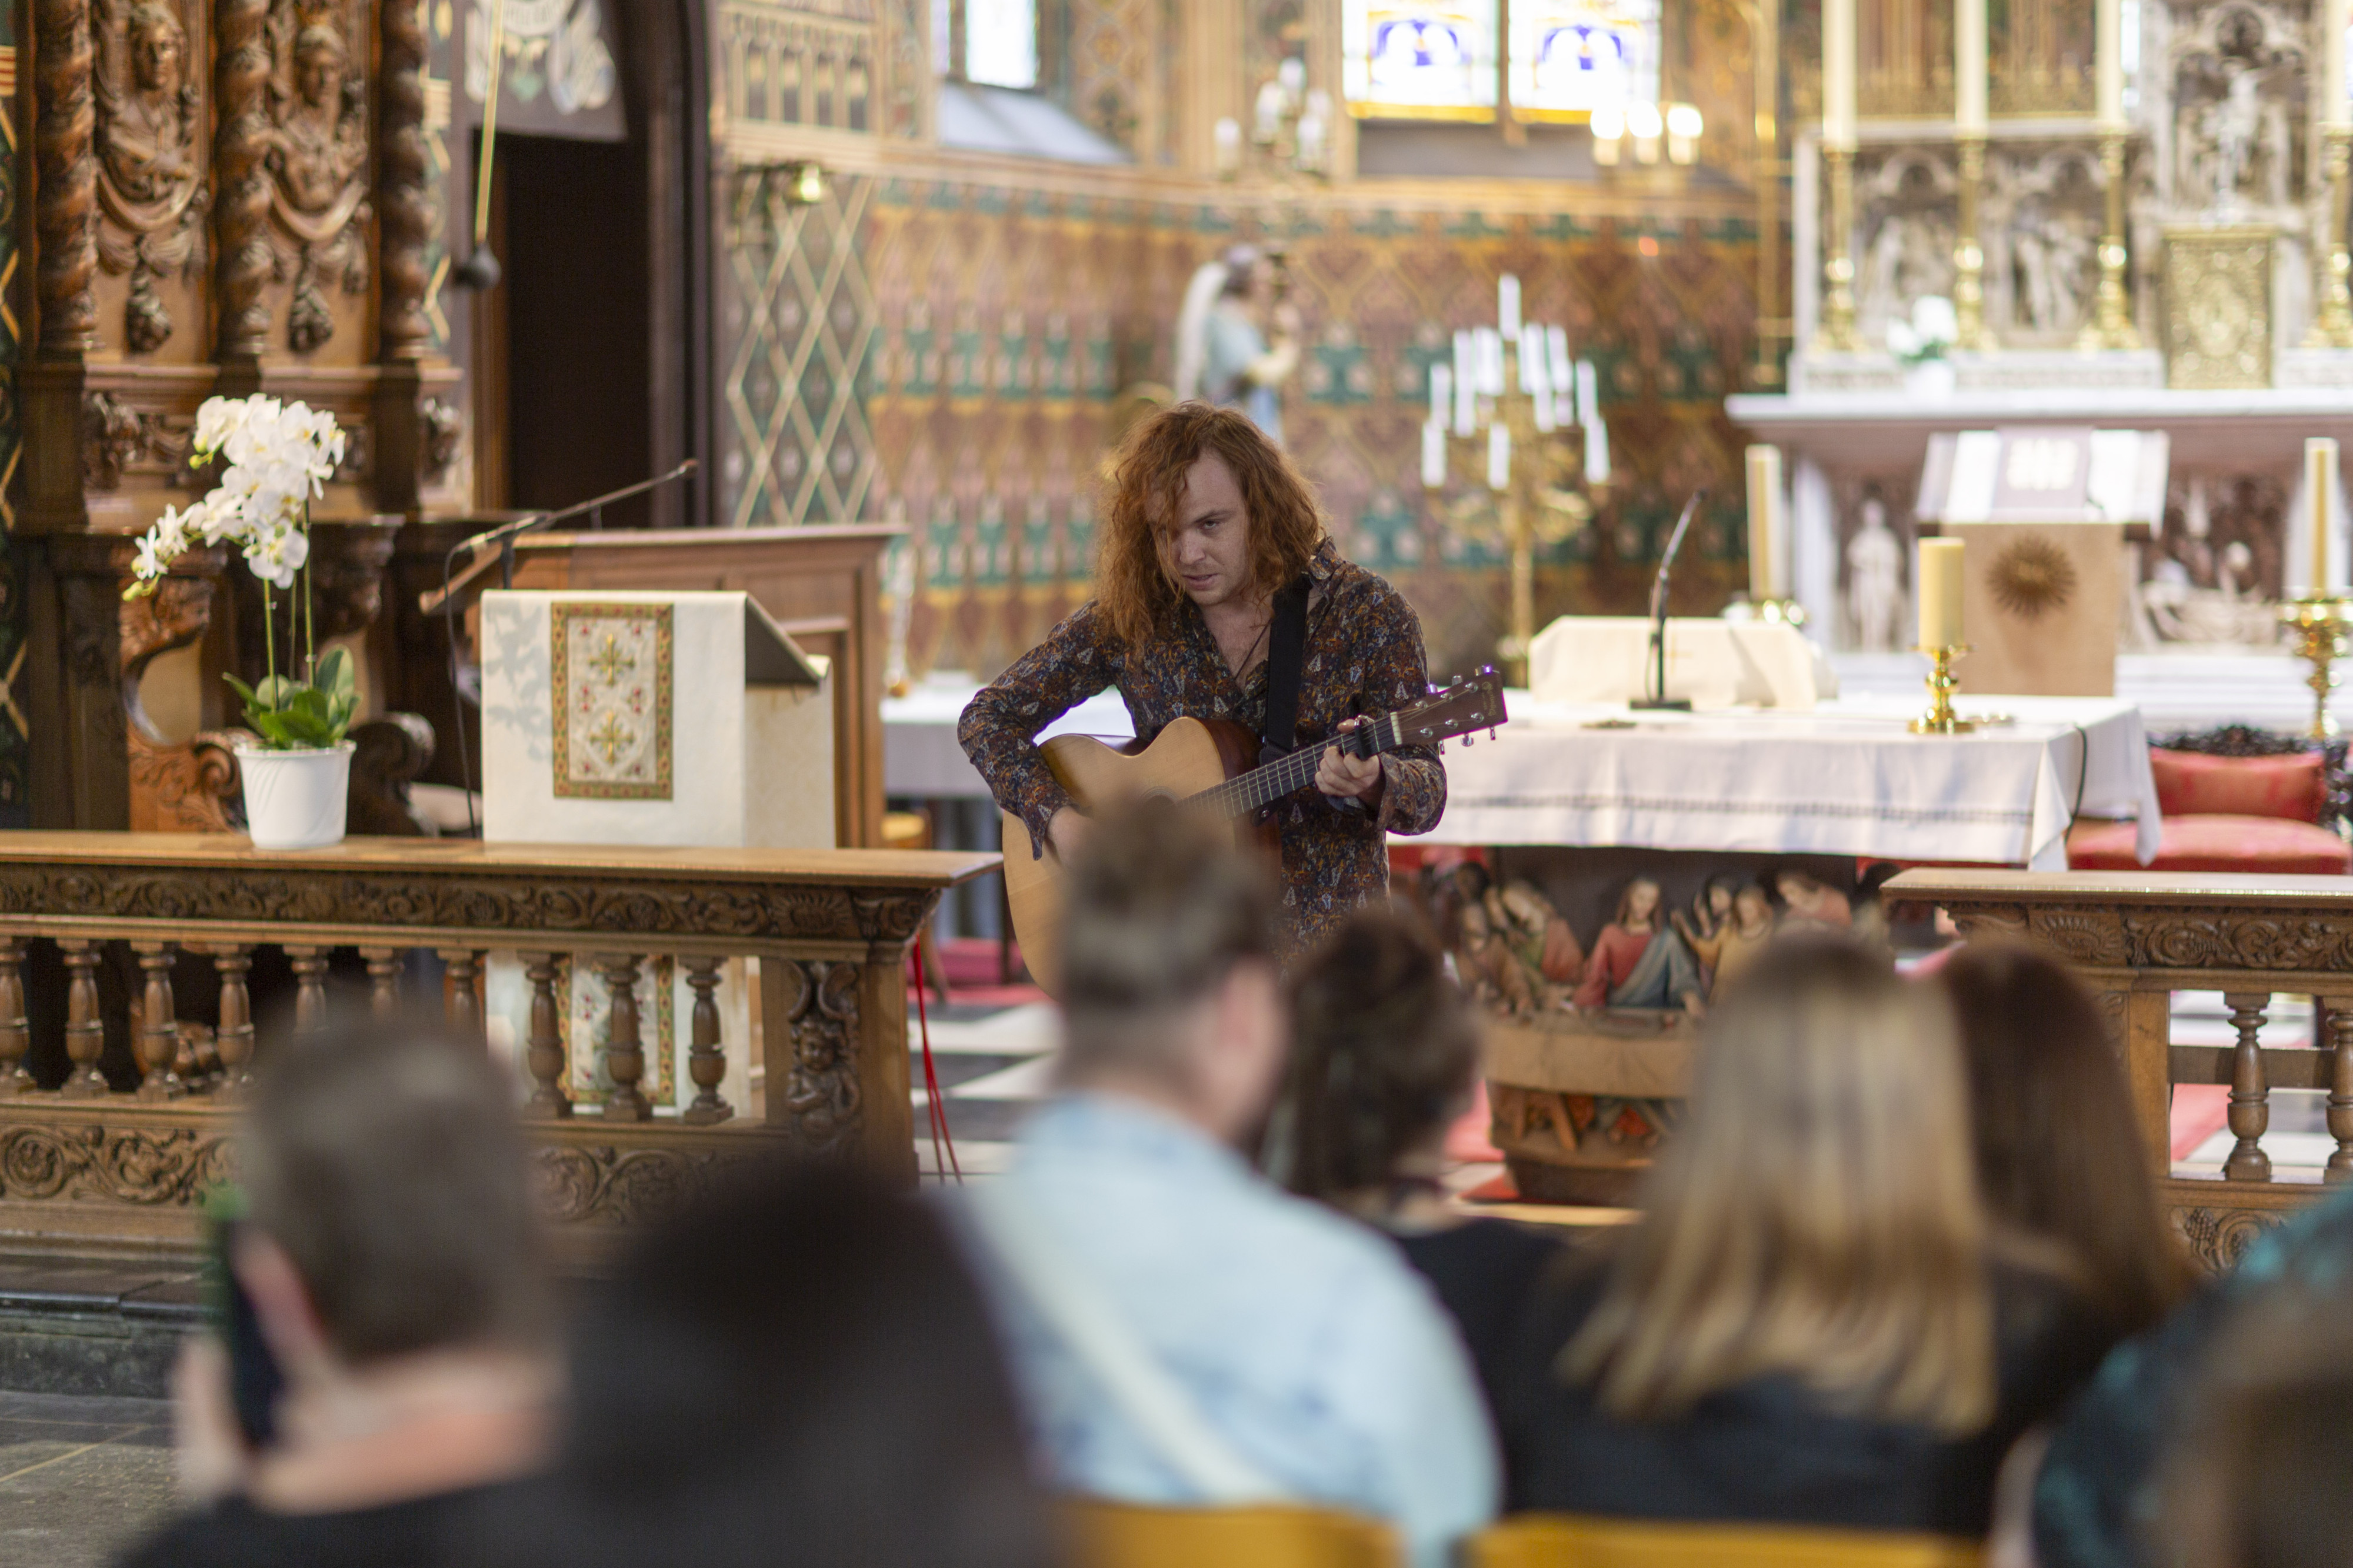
[
  {"x1": 1909, "y1": 644, "x2": 1976, "y2": 735},
  {"x1": 2281, "y1": 594, "x2": 2352, "y2": 740},
  {"x1": 1753, "y1": 597, "x2": 1808, "y2": 629}
]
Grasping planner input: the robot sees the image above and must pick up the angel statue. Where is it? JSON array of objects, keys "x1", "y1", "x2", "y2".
[
  {"x1": 95, "y1": 0, "x2": 205, "y2": 353},
  {"x1": 265, "y1": 16, "x2": 372, "y2": 354},
  {"x1": 1171, "y1": 245, "x2": 1301, "y2": 445}
]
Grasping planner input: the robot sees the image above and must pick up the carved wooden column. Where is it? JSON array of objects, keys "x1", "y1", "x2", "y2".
[
  {"x1": 286, "y1": 946, "x2": 331, "y2": 1034},
  {"x1": 212, "y1": 945, "x2": 256, "y2": 1096},
  {"x1": 374, "y1": 0, "x2": 434, "y2": 515},
  {"x1": 0, "y1": 941, "x2": 31, "y2": 1095},
  {"x1": 133, "y1": 942, "x2": 184, "y2": 1099},
  {"x1": 58, "y1": 940, "x2": 107, "y2": 1097},
  {"x1": 2223, "y1": 991, "x2": 2274, "y2": 1181},
  {"x1": 521, "y1": 953, "x2": 571, "y2": 1119},
  {"x1": 681, "y1": 957, "x2": 732, "y2": 1125},
  {"x1": 25, "y1": 0, "x2": 99, "y2": 534},
  {"x1": 361, "y1": 948, "x2": 402, "y2": 1017},
  {"x1": 212, "y1": 0, "x2": 273, "y2": 372},
  {"x1": 601, "y1": 955, "x2": 652, "y2": 1122}
]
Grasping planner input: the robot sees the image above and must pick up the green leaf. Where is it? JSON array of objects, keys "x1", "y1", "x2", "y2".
[
  {"x1": 249, "y1": 710, "x2": 301, "y2": 748},
  {"x1": 289, "y1": 687, "x2": 330, "y2": 725},
  {"x1": 252, "y1": 675, "x2": 300, "y2": 710},
  {"x1": 315, "y1": 646, "x2": 355, "y2": 699},
  {"x1": 221, "y1": 672, "x2": 258, "y2": 708}
]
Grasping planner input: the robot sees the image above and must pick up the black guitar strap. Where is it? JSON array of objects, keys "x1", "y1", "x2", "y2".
[{"x1": 1259, "y1": 573, "x2": 1312, "y2": 768}]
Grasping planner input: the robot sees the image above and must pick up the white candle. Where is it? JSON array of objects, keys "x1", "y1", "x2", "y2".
[
  {"x1": 1488, "y1": 423, "x2": 1511, "y2": 491},
  {"x1": 1746, "y1": 445, "x2": 1783, "y2": 600},
  {"x1": 1585, "y1": 416, "x2": 1611, "y2": 485},
  {"x1": 1575, "y1": 358, "x2": 1600, "y2": 429},
  {"x1": 1454, "y1": 366, "x2": 1476, "y2": 436},
  {"x1": 1824, "y1": 0, "x2": 1857, "y2": 147},
  {"x1": 2094, "y1": 0, "x2": 2126, "y2": 126},
  {"x1": 1918, "y1": 536, "x2": 1966, "y2": 647},
  {"x1": 1957, "y1": 0, "x2": 1988, "y2": 135},
  {"x1": 1429, "y1": 362, "x2": 1452, "y2": 426},
  {"x1": 1499, "y1": 274, "x2": 1522, "y2": 337},
  {"x1": 1477, "y1": 328, "x2": 1505, "y2": 395},
  {"x1": 2312, "y1": 438, "x2": 2340, "y2": 592},
  {"x1": 1213, "y1": 116, "x2": 1243, "y2": 175},
  {"x1": 1547, "y1": 325, "x2": 1572, "y2": 396},
  {"x1": 2330, "y1": 0, "x2": 2351, "y2": 129},
  {"x1": 1520, "y1": 325, "x2": 1549, "y2": 398},
  {"x1": 1422, "y1": 422, "x2": 1447, "y2": 488},
  {"x1": 1254, "y1": 78, "x2": 1286, "y2": 139}
]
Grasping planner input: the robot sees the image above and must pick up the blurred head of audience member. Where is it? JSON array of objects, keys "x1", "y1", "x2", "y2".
[
  {"x1": 2160, "y1": 1282, "x2": 2353, "y2": 1568},
  {"x1": 121, "y1": 1021, "x2": 554, "y2": 1568},
  {"x1": 1564, "y1": 938, "x2": 1994, "y2": 1432},
  {"x1": 1938, "y1": 941, "x2": 2193, "y2": 1337},
  {"x1": 1055, "y1": 794, "x2": 1284, "y2": 1146},
  {"x1": 1275, "y1": 907, "x2": 1480, "y2": 1217},
  {"x1": 1501, "y1": 939, "x2": 2113, "y2": 1536},
  {"x1": 508, "y1": 1162, "x2": 1056, "y2": 1568},
  {"x1": 1271, "y1": 909, "x2": 1557, "y2": 1413}
]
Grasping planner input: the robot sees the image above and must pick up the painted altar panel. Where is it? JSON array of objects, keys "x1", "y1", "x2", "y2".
[{"x1": 1858, "y1": 0, "x2": 1952, "y2": 118}]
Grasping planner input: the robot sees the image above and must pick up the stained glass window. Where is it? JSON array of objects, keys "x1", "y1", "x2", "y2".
[
  {"x1": 1341, "y1": 2, "x2": 1500, "y2": 121},
  {"x1": 932, "y1": 0, "x2": 1039, "y2": 91},
  {"x1": 1507, "y1": 0, "x2": 1661, "y2": 121}
]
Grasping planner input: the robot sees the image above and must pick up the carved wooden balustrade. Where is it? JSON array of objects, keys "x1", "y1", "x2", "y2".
[
  {"x1": 0, "y1": 834, "x2": 996, "y2": 1255},
  {"x1": 1885, "y1": 869, "x2": 2353, "y2": 1272}
]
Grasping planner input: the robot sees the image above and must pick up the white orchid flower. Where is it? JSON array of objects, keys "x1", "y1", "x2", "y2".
[
  {"x1": 244, "y1": 523, "x2": 310, "y2": 589},
  {"x1": 131, "y1": 531, "x2": 174, "y2": 581},
  {"x1": 1912, "y1": 295, "x2": 1959, "y2": 345},
  {"x1": 1887, "y1": 319, "x2": 1922, "y2": 359},
  {"x1": 192, "y1": 396, "x2": 249, "y2": 458}
]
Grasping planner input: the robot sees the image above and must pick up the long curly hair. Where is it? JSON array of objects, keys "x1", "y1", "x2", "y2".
[{"x1": 1094, "y1": 401, "x2": 1327, "y2": 648}]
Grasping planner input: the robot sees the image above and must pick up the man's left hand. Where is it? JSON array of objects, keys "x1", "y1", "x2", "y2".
[{"x1": 1316, "y1": 717, "x2": 1384, "y2": 809}]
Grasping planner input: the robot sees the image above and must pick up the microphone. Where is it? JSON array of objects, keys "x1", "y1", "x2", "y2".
[{"x1": 1629, "y1": 488, "x2": 1707, "y2": 712}]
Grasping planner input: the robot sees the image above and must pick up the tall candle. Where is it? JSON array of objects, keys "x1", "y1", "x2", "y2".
[
  {"x1": 2311, "y1": 438, "x2": 2340, "y2": 592},
  {"x1": 1520, "y1": 325, "x2": 1550, "y2": 399},
  {"x1": 1585, "y1": 416, "x2": 1611, "y2": 485},
  {"x1": 1429, "y1": 362, "x2": 1452, "y2": 426},
  {"x1": 1575, "y1": 358, "x2": 1599, "y2": 429},
  {"x1": 1824, "y1": 0, "x2": 1857, "y2": 148},
  {"x1": 2094, "y1": 0, "x2": 2125, "y2": 126},
  {"x1": 1957, "y1": 0, "x2": 1988, "y2": 135},
  {"x1": 1452, "y1": 330, "x2": 1473, "y2": 402},
  {"x1": 2330, "y1": 0, "x2": 2352, "y2": 129},
  {"x1": 1746, "y1": 445, "x2": 1784, "y2": 600},
  {"x1": 1918, "y1": 537, "x2": 1966, "y2": 648},
  {"x1": 1499, "y1": 273, "x2": 1522, "y2": 337},
  {"x1": 1454, "y1": 363, "x2": 1476, "y2": 435},
  {"x1": 1547, "y1": 325, "x2": 1572, "y2": 396},
  {"x1": 1421, "y1": 422, "x2": 1447, "y2": 488},
  {"x1": 1488, "y1": 423, "x2": 1512, "y2": 491},
  {"x1": 1477, "y1": 328, "x2": 1505, "y2": 395}
]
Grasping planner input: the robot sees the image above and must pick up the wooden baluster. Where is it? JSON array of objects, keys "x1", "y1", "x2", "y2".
[
  {"x1": 601, "y1": 954, "x2": 651, "y2": 1122},
  {"x1": 2331, "y1": 996, "x2": 2353, "y2": 1183},
  {"x1": 214, "y1": 946, "x2": 256, "y2": 1099},
  {"x1": 132, "y1": 943, "x2": 184, "y2": 1100},
  {"x1": 361, "y1": 948, "x2": 402, "y2": 1019},
  {"x1": 439, "y1": 950, "x2": 483, "y2": 1037},
  {"x1": 58, "y1": 943, "x2": 106, "y2": 1097},
  {"x1": 0, "y1": 939, "x2": 29, "y2": 1096},
  {"x1": 2223, "y1": 990, "x2": 2274, "y2": 1182},
  {"x1": 521, "y1": 952, "x2": 571, "y2": 1119},
  {"x1": 681, "y1": 956, "x2": 732, "y2": 1126},
  {"x1": 285, "y1": 946, "x2": 331, "y2": 1036}
]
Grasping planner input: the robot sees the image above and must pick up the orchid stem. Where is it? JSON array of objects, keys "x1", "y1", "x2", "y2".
[{"x1": 261, "y1": 578, "x2": 275, "y2": 712}]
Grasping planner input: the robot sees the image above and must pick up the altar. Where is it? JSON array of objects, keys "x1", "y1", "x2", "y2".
[{"x1": 1421, "y1": 692, "x2": 2160, "y2": 870}]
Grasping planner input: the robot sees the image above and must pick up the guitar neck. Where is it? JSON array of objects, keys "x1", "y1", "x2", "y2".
[{"x1": 1188, "y1": 714, "x2": 1401, "y2": 819}]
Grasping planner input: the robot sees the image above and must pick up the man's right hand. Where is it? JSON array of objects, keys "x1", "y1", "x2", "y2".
[{"x1": 1046, "y1": 808, "x2": 1091, "y2": 863}]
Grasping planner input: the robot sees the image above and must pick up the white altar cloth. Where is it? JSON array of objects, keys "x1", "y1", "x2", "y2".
[
  {"x1": 884, "y1": 680, "x2": 1135, "y2": 798},
  {"x1": 1424, "y1": 693, "x2": 2160, "y2": 870}
]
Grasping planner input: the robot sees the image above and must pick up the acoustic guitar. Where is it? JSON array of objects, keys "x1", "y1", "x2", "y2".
[{"x1": 1002, "y1": 669, "x2": 1509, "y2": 996}]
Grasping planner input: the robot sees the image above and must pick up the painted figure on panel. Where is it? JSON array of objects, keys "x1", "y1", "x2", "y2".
[
  {"x1": 95, "y1": 0, "x2": 205, "y2": 352},
  {"x1": 1571, "y1": 876, "x2": 1702, "y2": 1013},
  {"x1": 265, "y1": 9, "x2": 372, "y2": 353}
]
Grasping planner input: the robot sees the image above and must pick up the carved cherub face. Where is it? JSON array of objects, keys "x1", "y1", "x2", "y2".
[{"x1": 129, "y1": 7, "x2": 185, "y2": 94}]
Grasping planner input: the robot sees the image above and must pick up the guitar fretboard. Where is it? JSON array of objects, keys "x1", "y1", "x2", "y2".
[{"x1": 1188, "y1": 713, "x2": 1402, "y2": 820}]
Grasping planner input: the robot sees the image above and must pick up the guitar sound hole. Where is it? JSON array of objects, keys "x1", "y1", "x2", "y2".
[{"x1": 1141, "y1": 787, "x2": 1178, "y2": 804}]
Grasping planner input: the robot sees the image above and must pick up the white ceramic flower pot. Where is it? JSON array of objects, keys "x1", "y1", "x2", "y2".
[
  {"x1": 1905, "y1": 359, "x2": 1957, "y2": 397},
  {"x1": 238, "y1": 741, "x2": 354, "y2": 850}
]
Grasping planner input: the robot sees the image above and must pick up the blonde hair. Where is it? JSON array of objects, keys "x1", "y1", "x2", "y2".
[{"x1": 1560, "y1": 940, "x2": 1995, "y2": 1433}]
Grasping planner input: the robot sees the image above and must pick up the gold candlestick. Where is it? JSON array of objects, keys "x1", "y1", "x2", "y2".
[
  {"x1": 2079, "y1": 128, "x2": 2143, "y2": 351},
  {"x1": 1909, "y1": 644, "x2": 1977, "y2": 734},
  {"x1": 2281, "y1": 595, "x2": 2351, "y2": 740},
  {"x1": 1754, "y1": 597, "x2": 1808, "y2": 629}
]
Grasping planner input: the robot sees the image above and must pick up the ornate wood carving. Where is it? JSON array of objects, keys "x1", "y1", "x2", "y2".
[
  {"x1": 94, "y1": 0, "x2": 205, "y2": 352},
  {"x1": 82, "y1": 388, "x2": 187, "y2": 490},
  {"x1": 2119, "y1": 909, "x2": 2353, "y2": 971},
  {"x1": 346, "y1": 712, "x2": 435, "y2": 836},
  {"x1": 36, "y1": 0, "x2": 102, "y2": 354},
  {"x1": 376, "y1": 0, "x2": 430, "y2": 362},
  {"x1": 262, "y1": 1, "x2": 371, "y2": 353},
  {"x1": 212, "y1": 0, "x2": 274, "y2": 358},
  {"x1": 2171, "y1": 1201, "x2": 2288, "y2": 1273},
  {"x1": 419, "y1": 396, "x2": 462, "y2": 481},
  {"x1": 776, "y1": 959, "x2": 862, "y2": 1153},
  {"x1": 534, "y1": 1144, "x2": 734, "y2": 1227},
  {"x1": 0, "y1": 1119, "x2": 232, "y2": 1200}
]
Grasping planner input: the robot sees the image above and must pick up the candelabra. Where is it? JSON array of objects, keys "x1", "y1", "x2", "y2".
[
  {"x1": 2308, "y1": 126, "x2": 2353, "y2": 349},
  {"x1": 2078, "y1": 129, "x2": 2144, "y2": 351},
  {"x1": 2281, "y1": 595, "x2": 2351, "y2": 740},
  {"x1": 1215, "y1": 56, "x2": 1332, "y2": 181},
  {"x1": 1909, "y1": 645, "x2": 1977, "y2": 735},
  {"x1": 1952, "y1": 136, "x2": 1988, "y2": 351},
  {"x1": 1419, "y1": 286, "x2": 1609, "y2": 686},
  {"x1": 1818, "y1": 144, "x2": 1862, "y2": 352}
]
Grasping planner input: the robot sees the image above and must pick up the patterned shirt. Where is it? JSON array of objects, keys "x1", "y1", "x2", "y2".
[{"x1": 958, "y1": 541, "x2": 1447, "y2": 960}]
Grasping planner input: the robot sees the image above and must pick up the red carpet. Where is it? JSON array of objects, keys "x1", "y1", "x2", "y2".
[{"x1": 2171, "y1": 1083, "x2": 2230, "y2": 1160}]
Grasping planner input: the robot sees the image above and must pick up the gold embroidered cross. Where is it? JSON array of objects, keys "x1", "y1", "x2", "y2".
[
  {"x1": 588, "y1": 633, "x2": 635, "y2": 686},
  {"x1": 588, "y1": 712, "x2": 633, "y2": 765}
]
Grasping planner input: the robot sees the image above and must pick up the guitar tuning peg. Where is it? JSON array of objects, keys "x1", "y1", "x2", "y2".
[
  {"x1": 1462, "y1": 735, "x2": 1474, "y2": 747},
  {"x1": 1488, "y1": 728, "x2": 1498, "y2": 741}
]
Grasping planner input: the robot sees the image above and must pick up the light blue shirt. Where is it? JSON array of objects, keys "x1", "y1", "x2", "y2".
[{"x1": 960, "y1": 1092, "x2": 1498, "y2": 1567}]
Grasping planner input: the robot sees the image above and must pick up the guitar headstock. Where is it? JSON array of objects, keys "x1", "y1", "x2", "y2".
[{"x1": 1375, "y1": 666, "x2": 1509, "y2": 752}]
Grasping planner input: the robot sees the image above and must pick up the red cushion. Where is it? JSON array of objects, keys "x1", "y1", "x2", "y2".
[
  {"x1": 2067, "y1": 814, "x2": 2352, "y2": 875},
  {"x1": 2148, "y1": 748, "x2": 2325, "y2": 823}
]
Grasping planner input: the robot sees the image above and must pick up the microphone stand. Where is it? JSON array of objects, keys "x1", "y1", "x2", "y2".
[
  {"x1": 1629, "y1": 489, "x2": 1707, "y2": 712},
  {"x1": 462, "y1": 459, "x2": 701, "y2": 591}
]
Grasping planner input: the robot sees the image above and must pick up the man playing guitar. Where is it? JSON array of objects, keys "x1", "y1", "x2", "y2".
[{"x1": 959, "y1": 401, "x2": 1447, "y2": 962}]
